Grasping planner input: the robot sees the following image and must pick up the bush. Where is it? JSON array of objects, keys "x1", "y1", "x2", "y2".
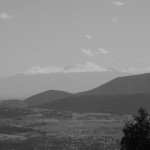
[{"x1": 121, "y1": 107, "x2": 150, "y2": 150}]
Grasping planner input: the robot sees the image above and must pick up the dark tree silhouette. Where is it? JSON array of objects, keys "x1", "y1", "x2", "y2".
[{"x1": 121, "y1": 107, "x2": 150, "y2": 150}]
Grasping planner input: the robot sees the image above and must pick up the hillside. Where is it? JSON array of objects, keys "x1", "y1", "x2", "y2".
[
  {"x1": 25, "y1": 73, "x2": 150, "y2": 114},
  {"x1": 79, "y1": 73, "x2": 150, "y2": 95},
  {"x1": 25, "y1": 90, "x2": 72, "y2": 107},
  {"x1": 39, "y1": 93, "x2": 150, "y2": 114},
  {"x1": 2, "y1": 72, "x2": 150, "y2": 114}
]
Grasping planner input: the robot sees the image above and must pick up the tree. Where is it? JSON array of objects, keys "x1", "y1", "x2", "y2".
[{"x1": 120, "y1": 107, "x2": 150, "y2": 150}]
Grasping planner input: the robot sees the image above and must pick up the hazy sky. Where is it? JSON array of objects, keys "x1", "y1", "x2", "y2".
[{"x1": 0, "y1": 0, "x2": 150, "y2": 77}]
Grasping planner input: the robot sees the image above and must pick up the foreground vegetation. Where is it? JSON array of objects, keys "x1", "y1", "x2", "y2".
[
  {"x1": 0, "y1": 136, "x2": 120, "y2": 150},
  {"x1": 121, "y1": 107, "x2": 150, "y2": 150},
  {"x1": 0, "y1": 106, "x2": 131, "y2": 150}
]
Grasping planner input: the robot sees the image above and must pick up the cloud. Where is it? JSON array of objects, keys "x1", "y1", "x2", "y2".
[
  {"x1": 0, "y1": 12, "x2": 18, "y2": 20},
  {"x1": 20, "y1": 66, "x2": 63, "y2": 75},
  {"x1": 81, "y1": 48, "x2": 109, "y2": 56},
  {"x1": 19, "y1": 62, "x2": 109, "y2": 75},
  {"x1": 121, "y1": 67, "x2": 150, "y2": 74},
  {"x1": 63, "y1": 62, "x2": 108, "y2": 73},
  {"x1": 85, "y1": 34, "x2": 92, "y2": 39},
  {"x1": 81, "y1": 48, "x2": 94, "y2": 56},
  {"x1": 98, "y1": 48, "x2": 109, "y2": 54},
  {"x1": 113, "y1": 1, "x2": 125, "y2": 6},
  {"x1": 112, "y1": 17, "x2": 119, "y2": 22}
]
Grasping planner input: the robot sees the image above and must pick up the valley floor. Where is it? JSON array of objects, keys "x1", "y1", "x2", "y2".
[{"x1": 0, "y1": 107, "x2": 132, "y2": 150}]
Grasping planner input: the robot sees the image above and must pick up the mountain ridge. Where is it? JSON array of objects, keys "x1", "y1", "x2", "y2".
[
  {"x1": 78, "y1": 73, "x2": 150, "y2": 95},
  {"x1": 25, "y1": 90, "x2": 72, "y2": 107},
  {"x1": 0, "y1": 70, "x2": 129, "y2": 99},
  {"x1": 27, "y1": 73, "x2": 150, "y2": 114}
]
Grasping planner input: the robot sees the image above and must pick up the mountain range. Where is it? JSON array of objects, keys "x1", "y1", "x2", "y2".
[
  {"x1": 25, "y1": 73, "x2": 150, "y2": 114},
  {"x1": 0, "y1": 69, "x2": 129, "y2": 99},
  {"x1": 2, "y1": 72, "x2": 150, "y2": 114}
]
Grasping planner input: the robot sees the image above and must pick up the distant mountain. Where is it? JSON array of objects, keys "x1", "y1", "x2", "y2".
[
  {"x1": 25, "y1": 90, "x2": 72, "y2": 107},
  {"x1": 0, "y1": 70, "x2": 129, "y2": 99},
  {"x1": 34, "y1": 73, "x2": 150, "y2": 114},
  {"x1": 2, "y1": 73, "x2": 150, "y2": 114},
  {"x1": 79, "y1": 73, "x2": 150, "y2": 95},
  {"x1": 39, "y1": 94, "x2": 150, "y2": 114}
]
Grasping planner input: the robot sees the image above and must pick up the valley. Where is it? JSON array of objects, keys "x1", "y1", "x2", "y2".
[
  {"x1": 0, "y1": 106, "x2": 130, "y2": 150},
  {"x1": 0, "y1": 73, "x2": 150, "y2": 149}
]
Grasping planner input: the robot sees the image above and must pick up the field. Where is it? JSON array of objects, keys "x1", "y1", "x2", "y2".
[
  {"x1": 35, "y1": 113, "x2": 126, "y2": 137},
  {"x1": 0, "y1": 107, "x2": 132, "y2": 150}
]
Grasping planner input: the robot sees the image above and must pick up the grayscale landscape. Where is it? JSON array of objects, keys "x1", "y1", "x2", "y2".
[{"x1": 0, "y1": 0, "x2": 149, "y2": 150}]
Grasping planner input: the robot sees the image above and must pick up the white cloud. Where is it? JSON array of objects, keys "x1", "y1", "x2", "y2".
[
  {"x1": 86, "y1": 34, "x2": 92, "y2": 39},
  {"x1": 64, "y1": 62, "x2": 107, "y2": 73},
  {"x1": 81, "y1": 48, "x2": 94, "y2": 56},
  {"x1": 20, "y1": 64, "x2": 150, "y2": 76},
  {"x1": 98, "y1": 48, "x2": 109, "y2": 54},
  {"x1": 121, "y1": 67, "x2": 150, "y2": 74},
  {"x1": 0, "y1": 12, "x2": 18, "y2": 20},
  {"x1": 19, "y1": 62, "x2": 109, "y2": 75},
  {"x1": 113, "y1": 1, "x2": 125, "y2": 6},
  {"x1": 81, "y1": 48, "x2": 109, "y2": 56},
  {"x1": 20, "y1": 66, "x2": 63, "y2": 75},
  {"x1": 112, "y1": 17, "x2": 119, "y2": 22}
]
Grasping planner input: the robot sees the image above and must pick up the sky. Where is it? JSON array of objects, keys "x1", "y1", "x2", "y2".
[{"x1": 0, "y1": 0, "x2": 150, "y2": 77}]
